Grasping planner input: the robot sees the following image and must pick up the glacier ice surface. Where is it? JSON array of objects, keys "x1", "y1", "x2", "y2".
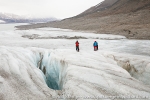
[{"x1": 0, "y1": 27, "x2": 150, "y2": 100}]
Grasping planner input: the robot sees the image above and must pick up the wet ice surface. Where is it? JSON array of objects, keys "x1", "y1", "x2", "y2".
[
  {"x1": 1, "y1": 27, "x2": 150, "y2": 56},
  {"x1": 98, "y1": 40, "x2": 150, "y2": 56},
  {"x1": 0, "y1": 26, "x2": 150, "y2": 100}
]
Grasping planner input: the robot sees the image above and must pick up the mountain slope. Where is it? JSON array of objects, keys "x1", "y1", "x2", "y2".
[
  {"x1": 0, "y1": 13, "x2": 57, "y2": 23},
  {"x1": 16, "y1": 0, "x2": 150, "y2": 39},
  {"x1": 76, "y1": 0, "x2": 150, "y2": 18},
  {"x1": 75, "y1": 0, "x2": 118, "y2": 18},
  {"x1": 0, "y1": 20, "x2": 5, "y2": 23}
]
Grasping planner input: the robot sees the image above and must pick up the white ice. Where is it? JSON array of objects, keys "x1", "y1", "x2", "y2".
[
  {"x1": 0, "y1": 25, "x2": 150, "y2": 100},
  {"x1": 17, "y1": 27, "x2": 126, "y2": 40}
]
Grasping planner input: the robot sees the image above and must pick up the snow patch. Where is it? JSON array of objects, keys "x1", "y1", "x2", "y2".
[{"x1": 0, "y1": 20, "x2": 5, "y2": 23}]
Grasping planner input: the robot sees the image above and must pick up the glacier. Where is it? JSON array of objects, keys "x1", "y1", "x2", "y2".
[{"x1": 0, "y1": 26, "x2": 150, "y2": 100}]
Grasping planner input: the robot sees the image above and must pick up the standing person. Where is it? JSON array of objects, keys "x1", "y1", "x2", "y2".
[
  {"x1": 75, "y1": 40, "x2": 79, "y2": 52},
  {"x1": 93, "y1": 41, "x2": 98, "y2": 51}
]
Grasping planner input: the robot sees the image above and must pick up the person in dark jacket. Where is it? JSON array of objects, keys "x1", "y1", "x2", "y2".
[
  {"x1": 93, "y1": 41, "x2": 98, "y2": 51},
  {"x1": 75, "y1": 40, "x2": 79, "y2": 52}
]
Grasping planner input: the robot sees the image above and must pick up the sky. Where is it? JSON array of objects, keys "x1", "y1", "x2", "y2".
[{"x1": 0, "y1": 0, "x2": 104, "y2": 19}]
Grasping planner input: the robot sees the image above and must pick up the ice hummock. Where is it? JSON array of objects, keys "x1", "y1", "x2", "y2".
[{"x1": 0, "y1": 46, "x2": 150, "y2": 100}]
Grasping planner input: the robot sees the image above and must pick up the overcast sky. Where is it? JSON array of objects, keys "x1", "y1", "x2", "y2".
[{"x1": 0, "y1": 0, "x2": 104, "y2": 19}]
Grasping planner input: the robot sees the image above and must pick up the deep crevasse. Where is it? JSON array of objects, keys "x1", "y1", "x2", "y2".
[{"x1": 36, "y1": 51, "x2": 67, "y2": 90}]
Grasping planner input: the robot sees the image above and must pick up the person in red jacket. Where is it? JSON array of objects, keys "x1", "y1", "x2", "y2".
[{"x1": 75, "y1": 40, "x2": 79, "y2": 52}]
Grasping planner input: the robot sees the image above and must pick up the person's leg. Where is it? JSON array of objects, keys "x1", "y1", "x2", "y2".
[
  {"x1": 76, "y1": 46, "x2": 79, "y2": 51},
  {"x1": 77, "y1": 46, "x2": 79, "y2": 52},
  {"x1": 94, "y1": 46, "x2": 96, "y2": 51}
]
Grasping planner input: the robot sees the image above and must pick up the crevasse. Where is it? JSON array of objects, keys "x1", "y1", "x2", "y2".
[{"x1": 36, "y1": 51, "x2": 67, "y2": 90}]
